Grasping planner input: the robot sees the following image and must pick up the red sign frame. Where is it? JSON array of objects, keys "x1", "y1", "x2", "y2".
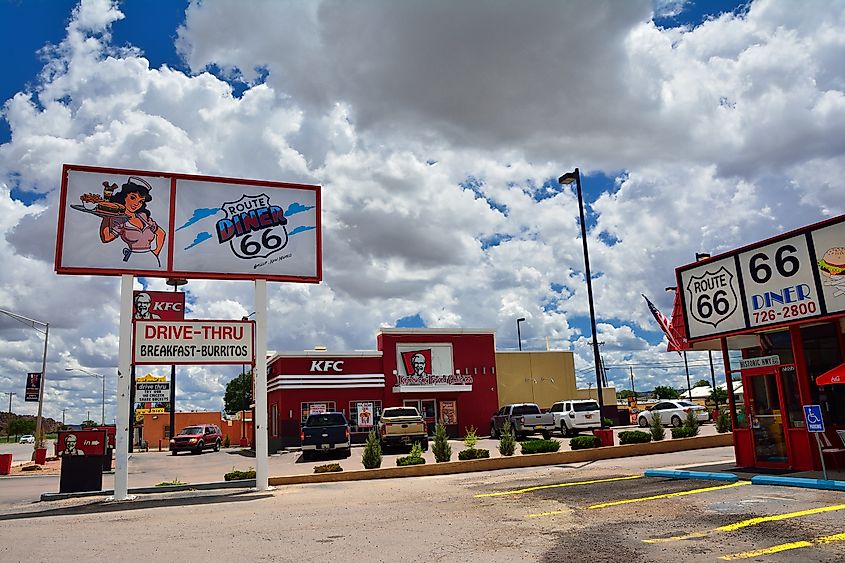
[
  {"x1": 132, "y1": 319, "x2": 256, "y2": 365},
  {"x1": 55, "y1": 164, "x2": 322, "y2": 283}
]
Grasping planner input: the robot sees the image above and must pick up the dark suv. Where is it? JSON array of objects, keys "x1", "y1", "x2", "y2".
[{"x1": 169, "y1": 424, "x2": 223, "y2": 455}]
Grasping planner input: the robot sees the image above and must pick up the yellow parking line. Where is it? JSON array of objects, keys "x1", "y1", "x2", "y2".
[
  {"x1": 475, "y1": 475, "x2": 642, "y2": 498},
  {"x1": 643, "y1": 503, "x2": 845, "y2": 543},
  {"x1": 587, "y1": 481, "x2": 750, "y2": 510},
  {"x1": 720, "y1": 532, "x2": 845, "y2": 560}
]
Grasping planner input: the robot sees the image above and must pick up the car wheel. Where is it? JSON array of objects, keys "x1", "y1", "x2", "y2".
[
  {"x1": 302, "y1": 450, "x2": 312, "y2": 461},
  {"x1": 420, "y1": 438, "x2": 429, "y2": 452},
  {"x1": 171, "y1": 450, "x2": 178, "y2": 456},
  {"x1": 541, "y1": 430, "x2": 551, "y2": 440},
  {"x1": 344, "y1": 448, "x2": 352, "y2": 458},
  {"x1": 671, "y1": 415, "x2": 682, "y2": 427},
  {"x1": 490, "y1": 424, "x2": 499, "y2": 439},
  {"x1": 193, "y1": 441, "x2": 204, "y2": 454},
  {"x1": 638, "y1": 416, "x2": 648, "y2": 428},
  {"x1": 214, "y1": 439, "x2": 221, "y2": 452}
]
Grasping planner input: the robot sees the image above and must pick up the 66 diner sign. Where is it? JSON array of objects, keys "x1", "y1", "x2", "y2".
[
  {"x1": 678, "y1": 214, "x2": 845, "y2": 340},
  {"x1": 55, "y1": 164, "x2": 321, "y2": 283}
]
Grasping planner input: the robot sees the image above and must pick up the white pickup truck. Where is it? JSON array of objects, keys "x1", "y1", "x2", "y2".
[
  {"x1": 549, "y1": 399, "x2": 602, "y2": 436},
  {"x1": 490, "y1": 403, "x2": 556, "y2": 439}
]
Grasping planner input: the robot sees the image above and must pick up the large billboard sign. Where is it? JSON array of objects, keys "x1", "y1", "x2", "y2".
[
  {"x1": 133, "y1": 320, "x2": 254, "y2": 365},
  {"x1": 56, "y1": 164, "x2": 321, "y2": 283},
  {"x1": 677, "y1": 214, "x2": 845, "y2": 341}
]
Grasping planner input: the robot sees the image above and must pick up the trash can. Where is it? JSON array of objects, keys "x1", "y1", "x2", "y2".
[
  {"x1": 0, "y1": 453, "x2": 13, "y2": 475},
  {"x1": 101, "y1": 448, "x2": 113, "y2": 472},
  {"x1": 34, "y1": 447, "x2": 47, "y2": 465},
  {"x1": 592, "y1": 428, "x2": 615, "y2": 447}
]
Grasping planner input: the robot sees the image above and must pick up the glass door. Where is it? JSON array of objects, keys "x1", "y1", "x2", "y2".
[
  {"x1": 420, "y1": 399, "x2": 437, "y2": 436},
  {"x1": 747, "y1": 371, "x2": 789, "y2": 466}
]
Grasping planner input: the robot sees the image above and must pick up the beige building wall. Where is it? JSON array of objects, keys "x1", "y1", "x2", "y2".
[
  {"x1": 496, "y1": 351, "x2": 578, "y2": 408},
  {"x1": 572, "y1": 386, "x2": 618, "y2": 407}
]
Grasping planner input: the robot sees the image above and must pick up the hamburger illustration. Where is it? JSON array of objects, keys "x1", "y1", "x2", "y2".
[
  {"x1": 79, "y1": 192, "x2": 125, "y2": 215},
  {"x1": 819, "y1": 247, "x2": 845, "y2": 277}
]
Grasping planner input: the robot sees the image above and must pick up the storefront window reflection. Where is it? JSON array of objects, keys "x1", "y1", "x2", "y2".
[
  {"x1": 748, "y1": 373, "x2": 788, "y2": 464},
  {"x1": 779, "y1": 366, "x2": 804, "y2": 428},
  {"x1": 802, "y1": 323, "x2": 844, "y2": 425}
]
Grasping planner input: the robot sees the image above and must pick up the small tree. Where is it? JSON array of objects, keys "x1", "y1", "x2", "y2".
[
  {"x1": 498, "y1": 420, "x2": 516, "y2": 457},
  {"x1": 693, "y1": 379, "x2": 711, "y2": 388},
  {"x1": 432, "y1": 423, "x2": 452, "y2": 463},
  {"x1": 362, "y1": 430, "x2": 382, "y2": 469},
  {"x1": 683, "y1": 410, "x2": 700, "y2": 437},
  {"x1": 653, "y1": 386, "x2": 680, "y2": 399},
  {"x1": 8, "y1": 418, "x2": 35, "y2": 440},
  {"x1": 81, "y1": 420, "x2": 98, "y2": 427},
  {"x1": 463, "y1": 426, "x2": 478, "y2": 449},
  {"x1": 715, "y1": 410, "x2": 732, "y2": 433},
  {"x1": 649, "y1": 412, "x2": 665, "y2": 441}
]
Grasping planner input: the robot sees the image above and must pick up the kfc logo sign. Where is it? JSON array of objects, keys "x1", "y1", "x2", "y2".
[
  {"x1": 133, "y1": 290, "x2": 186, "y2": 322},
  {"x1": 310, "y1": 360, "x2": 344, "y2": 372}
]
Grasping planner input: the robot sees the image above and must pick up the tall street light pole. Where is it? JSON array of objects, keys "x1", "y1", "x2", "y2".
[
  {"x1": 65, "y1": 367, "x2": 106, "y2": 425},
  {"x1": 516, "y1": 317, "x2": 526, "y2": 351},
  {"x1": 0, "y1": 307, "x2": 49, "y2": 449},
  {"x1": 559, "y1": 169, "x2": 605, "y2": 428},
  {"x1": 241, "y1": 312, "x2": 256, "y2": 446}
]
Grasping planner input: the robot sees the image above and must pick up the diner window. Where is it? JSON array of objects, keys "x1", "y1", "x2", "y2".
[
  {"x1": 300, "y1": 401, "x2": 336, "y2": 424},
  {"x1": 271, "y1": 403, "x2": 279, "y2": 437},
  {"x1": 802, "y1": 322, "x2": 845, "y2": 425},
  {"x1": 752, "y1": 329, "x2": 794, "y2": 364},
  {"x1": 348, "y1": 401, "x2": 382, "y2": 433},
  {"x1": 779, "y1": 366, "x2": 804, "y2": 428}
]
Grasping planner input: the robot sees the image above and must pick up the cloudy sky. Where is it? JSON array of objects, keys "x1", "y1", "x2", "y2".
[{"x1": 1, "y1": 0, "x2": 843, "y2": 424}]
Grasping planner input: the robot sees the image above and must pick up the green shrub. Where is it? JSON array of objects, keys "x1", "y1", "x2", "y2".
[
  {"x1": 223, "y1": 435, "x2": 231, "y2": 448},
  {"x1": 683, "y1": 410, "x2": 701, "y2": 436},
  {"x1": 649, "y1": 412, "x2": 665, "y2": 441},
  {"x1": 362, "y1": 430, "x2": 382, "y2": 469},
  {"x1": 603, "y1": 418, "x2": 614, "y2": 428},
  {"x1": 457, "y1": 448, "x2": 490, "y2": 460},
  {"x1": 498, "y1": 420, "x2": 516, "y2": 457},
  {"x1": 569, "y1": 436, "x2": 602, "y2": 450},
  {"x1": 224, "y1": 468, "x2": 256, "y2": 481},
  {"x1": 520, "y1": 439, "x2": 562, "y2": 454},
  {"x1": 715, "y1": 410, "x2": 732, "y2": 433},
  {"x1": 155, "y1": 479, "x2": 185, "y2": 487},
  {"x1": 463, "y1": 426, "x2": 478, "y2": 449},
  {"x1": 432, "y1": 423, "x2": 452, "y2": 463},
  {"x1": 397, "y1": 442, "x2": 426, "y2": 466},
  {"x1": 618, "y1": 430, "x2": 652, "y2": 445},
  {"x1": 314, "y1": 463, "x2": 342, "y2": 473},
  {"x1": 671, "y1": 427, "x2": 695, "y2": 439}
]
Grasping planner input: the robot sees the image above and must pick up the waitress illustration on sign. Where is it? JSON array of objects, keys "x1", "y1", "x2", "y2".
[{"x1": 72, "y1": 176, "x2": 166, "y2": 267}]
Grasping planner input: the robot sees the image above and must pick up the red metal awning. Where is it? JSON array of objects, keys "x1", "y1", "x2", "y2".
[{"x1": 816, "y1": 362, "x2": 845, "y2": 386}]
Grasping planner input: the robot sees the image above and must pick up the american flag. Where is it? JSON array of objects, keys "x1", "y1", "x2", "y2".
[{"x1": 642, "y1": 294, "x2": 683, "y2": 355}]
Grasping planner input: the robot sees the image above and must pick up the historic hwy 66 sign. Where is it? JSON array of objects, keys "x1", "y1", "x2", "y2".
[{"x1": 686, "y1": 265, "x2": 739, "y2": 327}]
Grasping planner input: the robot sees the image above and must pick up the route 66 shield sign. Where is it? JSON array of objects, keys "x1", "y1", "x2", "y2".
[
  {"x1": 685, "y1": 265, "x2": 739, "y2": 327},
  {"x1": 215, "y1": 194, "x2": 289, "y2": 260}
]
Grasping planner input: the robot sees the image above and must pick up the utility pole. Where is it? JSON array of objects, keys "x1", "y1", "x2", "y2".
[
  {"x1": 630, "y1": 367, "x2": 635, "y2": 396},
  {"x1": 2, "y1": 392, "x2": 14, "y2": 413},
  {"x1": 62, "y1": 408, "x2": 66, "y2": 425}
]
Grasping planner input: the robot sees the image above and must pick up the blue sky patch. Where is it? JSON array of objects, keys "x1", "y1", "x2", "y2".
[
  {"x1": 480, "y1": 233, "x2": 512, "y2": 250},
  {"x1": 395, "y1": 313, "x2": 425, "y2": 328},
  {"x1": 460, "y1": 175, "x2": 508, "y2": 215}
]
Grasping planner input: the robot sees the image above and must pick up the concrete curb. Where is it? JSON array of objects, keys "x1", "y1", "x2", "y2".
[
  {"x1": 751, "y1": 475, "x2": 845, "y2": 492},
  {"x1": 269, "y1": 433, "x2": 734, "y2": 486},
  {"x1": 40, "y1": 479, "x2": 256, "y2": 501},
  {"x1": 644, "y1": 469, "x2": 738, "y2": 482}
]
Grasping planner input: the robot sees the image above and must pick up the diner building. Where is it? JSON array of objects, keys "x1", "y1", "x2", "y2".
[{"x1": 673, "y1": 213, "x2": 845, "y2": 471}]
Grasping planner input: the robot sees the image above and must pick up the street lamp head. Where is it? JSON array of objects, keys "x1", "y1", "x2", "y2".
[
  {"x1": 517, "y1": 317, "x2": 526, "y2": 323},
  {"x1": 558, "y1": 169, "x2": 580, "y2": 185},
  {"x1": 695, "y1": 252, "x2": 711, "y2": 261},
  {"x1": 166, "y1": 278, "x2": 188, "y2": 288},
  {"x1": 665, "y1": 286, "x2": 677, "y2": 293}
]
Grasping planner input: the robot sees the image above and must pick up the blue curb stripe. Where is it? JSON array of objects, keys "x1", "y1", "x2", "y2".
[
  {"x1": 644, "y1": 469, "x2": 738, "y2": 482},
  {"x1": 751, "y1": 475, "x2": 845, "y2": 491}
]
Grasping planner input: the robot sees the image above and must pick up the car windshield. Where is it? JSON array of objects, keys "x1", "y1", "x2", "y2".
[
  {"x1": 306, "y1": 414, "x2": 346, "y2": 427},
  {"x1": 677, "y1": 401, "x2": 697, "y2": 407},
  {"x1": 383, "y1": 408, "x2": 419, "y2": 417},
  {"x1": 573, "y1": 402, "x2": 600, "y2": 412},
  {"x1": 178, "y1": 427, "x2": 203, "y2": 435},
  {"x1": 512, "y1": 405, "x2": 541, "y2": 415}
]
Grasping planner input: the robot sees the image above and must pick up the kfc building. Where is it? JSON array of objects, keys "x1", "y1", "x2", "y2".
[
  {"x1": 267, "y1": 328, "x2": 498, "y2": 450},
  {"x1": 674, "y1": 213, "x2": 845, "y2": 472}
]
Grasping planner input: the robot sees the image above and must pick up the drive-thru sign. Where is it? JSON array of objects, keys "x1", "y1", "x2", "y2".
[{"x1": 133, "y1": 320, "x2": 255, "y2": 365}]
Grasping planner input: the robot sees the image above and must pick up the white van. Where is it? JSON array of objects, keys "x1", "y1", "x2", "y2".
[{"x1": 549, "y1": 400, "x2": 602, "y2": 436}]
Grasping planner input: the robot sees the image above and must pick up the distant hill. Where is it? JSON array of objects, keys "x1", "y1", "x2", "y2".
[{"x1": 0, "y1": 411, "x2": 60, "y2": 434}]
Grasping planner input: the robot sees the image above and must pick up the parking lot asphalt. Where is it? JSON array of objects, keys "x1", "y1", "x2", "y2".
[{"x1": 1, "y1": 446, "x2": 844, "y2": 562}]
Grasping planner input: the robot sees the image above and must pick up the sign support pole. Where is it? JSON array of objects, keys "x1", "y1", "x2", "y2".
[
  {"x1": 113, "y1": 274, "x2": 134, "y2": 501},
  {"x1": 815, "y1": 433, "x2": 828, "y2": 481},
  {"x1": 254, "y1": 279, "x2": 269, "y2": 490}
]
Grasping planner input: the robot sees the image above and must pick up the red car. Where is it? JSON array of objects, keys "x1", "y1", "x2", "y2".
[{"x1": 169, "y1": 424, "x2": 223, "y2": 455}]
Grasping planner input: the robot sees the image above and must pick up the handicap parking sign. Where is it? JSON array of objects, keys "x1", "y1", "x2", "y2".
[{"x1": 803, "y1": 405, "x2": 825, "y2": 433}]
